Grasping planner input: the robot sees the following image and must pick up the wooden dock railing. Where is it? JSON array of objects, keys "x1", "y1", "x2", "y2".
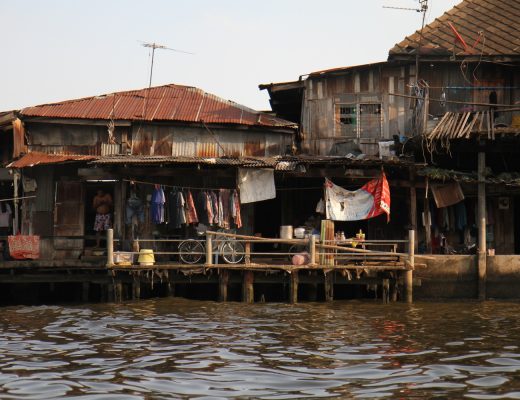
[{"x1": 106, "y1": 229, "x2": 416, "y2": 303}]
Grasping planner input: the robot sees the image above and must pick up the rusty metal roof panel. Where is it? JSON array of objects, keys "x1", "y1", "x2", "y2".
[
  {"x1": 7, "y1": 152, "x2": 97, "y2": 168},
  {"x1": 389, "y1": 0, "x2": 520, "y2": 57},
  {"x1": 92, "y1": 155, "x2": 278, "y2": 168},
  {"x1": 20, "y1": 84, "x2": 297, "y2": 129}
]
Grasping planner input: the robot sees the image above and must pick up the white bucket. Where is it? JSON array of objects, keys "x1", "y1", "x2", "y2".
[
  {"x1": 294, "y1": 227, "x2": 306, "y2": 239},
  {"x1": 280, "y1": 225, "x2": 293, "y2": 239}
]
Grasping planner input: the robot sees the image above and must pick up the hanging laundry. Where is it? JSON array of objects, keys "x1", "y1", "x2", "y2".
[
  {"x1": 151, "y1": 186, "x2": 166, "y2": 224},
  {"x1": 167, "y1": 189, "x2": 186, "y2": 229},
  {"x1": 455, "y1": 201, "x2": 467, "y2": 231},
  {"x1": 195, "y1": 191, "x2": 209, "y2": 225},
  {"x1": 185, "y1": 190, "x2": 198, "y2": 225},
  {"x1": 204, "y1": 191, "x2": 214, "y2": 225},
  {"x1": 0, "y1": 203, "x2": 12, "y2": 228},
  {"x1": 210, "y1": 191, "x2": 219, "y2": 225},
  {"x1": 218, "y1": 189, "x2": 231, "y2": 229},
  {"x1": 231, "y1": 190, "x2": 242, "y2": 229}
]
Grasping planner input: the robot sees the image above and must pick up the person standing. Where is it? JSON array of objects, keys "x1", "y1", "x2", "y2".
[{"x1": 92, "y1": 190, "x2": 113, "y2": 248}]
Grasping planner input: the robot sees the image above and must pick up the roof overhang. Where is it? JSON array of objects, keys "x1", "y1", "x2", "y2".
[{"x1": 7, "y1": 152, "x2": 98, "y2": 168}]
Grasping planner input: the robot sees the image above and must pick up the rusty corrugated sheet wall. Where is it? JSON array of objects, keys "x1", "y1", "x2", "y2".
[
  {"x1": 12, "y1": 119, "x2": 27, "y2": 158},
  {"x1": 131, "y1": 125, "x2": 290, "y2": 158}
]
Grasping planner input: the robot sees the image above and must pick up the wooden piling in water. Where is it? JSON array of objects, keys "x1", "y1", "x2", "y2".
[
  {"x1": 477, "y1": 151, "x2": 487, "y2": 301},
  {"x1": 114, "y1": 279, "x2": 123, "y2": 303},
  {"x1": 132, "y1": 275, "x2": 141, "y2": 300},
  {"x1": 289, "y1": 271, "x2": 299, "y2": 304},
  {"x1": 382, "y1": 278, "x2": 390, "y2": 304},
  {"x1": 82, "y1": 282, "x2": 90, "y2": 302},
  {"x1": 219, "y1": 270, "x2": 229, "y2": 302},
  {"x1": 405, "y1": 229, "x2": 415, "y2": 303},
  {"x1": 242, "y1": 271, "x2": 254, "y2": 303},
  {"x1": 324, "y1": 272, "x2": 334, "y2": 301},
  {"x1": 106, "y1": 229, "x2": 114, "y2": 267}
]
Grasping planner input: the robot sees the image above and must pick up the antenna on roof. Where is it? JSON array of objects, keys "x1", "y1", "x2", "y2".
[
  {"x1": 383, "y1": 0, "x2": 427, "y2": 13},
  {"x1": 139, "y1": 41, "x2": 194, "y2": 89},
  {"x1": 383, "y1": 0, "x2": 428, "y2": 80}
]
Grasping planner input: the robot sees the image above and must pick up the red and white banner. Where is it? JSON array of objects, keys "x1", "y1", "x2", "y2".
[{"x1": 325, "y1": 174, "x2": 390, "y2": 222}]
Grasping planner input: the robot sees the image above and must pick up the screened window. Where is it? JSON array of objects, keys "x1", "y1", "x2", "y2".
[{"x1": 335, "y1": 103, "x2": 382, "y2": 138}]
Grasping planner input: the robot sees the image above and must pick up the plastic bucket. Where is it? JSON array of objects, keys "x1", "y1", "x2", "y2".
[
  {"x1": 280, "y1": 225, "x2": 293, "y2": 239},
  {"x1": 138, "y1": 249, "x2": 155, "y2": 266}
]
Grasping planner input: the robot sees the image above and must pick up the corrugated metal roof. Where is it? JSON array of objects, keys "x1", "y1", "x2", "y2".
[
  {"x1": 20, "y1": 84, "x2": 298, "y2": 129},
  {"x1": 92, "y1": 155, "x2": 416, "y2": 169},
  {"x1": 308, "y1": 62, "x2": 387, "y2": 77},
  {"x1": 390, "y1": 0, "x2": 520, "y2": 57},
  {"x1": 92, "y1": 155, "x2": 278, "y2": 168},
  {"x1": 7, "y1": 152, "x2": 97, "y2": 168}
]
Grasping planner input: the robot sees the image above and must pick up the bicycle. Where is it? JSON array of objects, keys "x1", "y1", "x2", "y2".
[{"x1": 178, "y1": 230, "x2": 245, "y2": 264}]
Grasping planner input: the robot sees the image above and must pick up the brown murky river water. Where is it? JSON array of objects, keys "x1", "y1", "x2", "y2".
[{"x1": 0, "y1": 299, "x2": 520, "y2": 399}]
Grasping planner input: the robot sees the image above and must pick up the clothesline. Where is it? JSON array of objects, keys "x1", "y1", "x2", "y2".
[
  {"x1": 123, "y1": 178, "x2": 229, "y2": 191},
  {"x1": 123, "y1": 178, "x2": 324, "y2": 191},
  {"x1": 0, "y1": 195, "x2": 36, "y2": 203}
]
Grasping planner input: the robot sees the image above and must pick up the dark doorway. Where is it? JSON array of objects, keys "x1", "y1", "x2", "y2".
[{"x1": 85, "y1": 182, "x2": 115, "y2": 249}]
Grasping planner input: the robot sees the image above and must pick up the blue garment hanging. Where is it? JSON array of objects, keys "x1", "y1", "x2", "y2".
[{"x1": 151, "y1": 186, "x2": 166, "y2": 224}]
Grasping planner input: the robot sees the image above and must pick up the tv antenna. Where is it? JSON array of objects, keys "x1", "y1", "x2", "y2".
[
  {"x1": 383, "y1": 1, "x2": 429, "y2": 79},
  {"x1": 139, "y1": 41, "x2": 194, "y2": 89},
  {"x1": 383, "y1": 0, "x2": 428, "y2": 13}
]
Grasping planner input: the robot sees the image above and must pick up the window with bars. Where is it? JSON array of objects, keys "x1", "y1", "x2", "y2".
[{"x1": 335, "y1": 103, "x2": 382, "y2": 138}]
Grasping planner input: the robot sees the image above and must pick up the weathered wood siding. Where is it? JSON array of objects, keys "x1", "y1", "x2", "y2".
[
  {"x1": 301, "y1": 64, "x2": 412, "y2": 155},
  {"x1": 301, "y1": 62, "x2": 518, "y2": 155}
]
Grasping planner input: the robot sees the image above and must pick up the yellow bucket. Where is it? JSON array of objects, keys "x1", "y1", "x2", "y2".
[{"x1": 138, "y1": 249, "x2": 155, "y2": 266}]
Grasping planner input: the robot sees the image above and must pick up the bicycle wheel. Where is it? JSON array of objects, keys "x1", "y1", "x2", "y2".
[
  {"x1": 178, "y1": 240, "x2": 204, "y2": 264},
  {"x1": 221, "y1": 240, "x2": 244, "y2": 264}
]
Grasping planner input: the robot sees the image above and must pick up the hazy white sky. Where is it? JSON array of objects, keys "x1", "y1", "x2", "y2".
[{"x1": 1, "y1": 0, "x2": 460, "y2": 112}]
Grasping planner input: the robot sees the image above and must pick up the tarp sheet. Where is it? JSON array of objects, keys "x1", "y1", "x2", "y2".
[
  {"x1": 325, "y1": 174, "x2": 390, "y2": 221},
  {"x1": 238, "y1": 168, "x2": 276, "y2": 204}
]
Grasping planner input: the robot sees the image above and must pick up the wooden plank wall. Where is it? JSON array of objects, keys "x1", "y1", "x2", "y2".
[{"x1": 301, "y1": 64, "x2": 411, "y2": 155}]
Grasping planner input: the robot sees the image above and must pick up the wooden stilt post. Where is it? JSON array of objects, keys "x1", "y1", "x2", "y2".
[
  {"x1": 166, "y1": 274, "x2": 175, "y2": 297},
  {"x1": 132, "y1": 274, "x2": 141, "y2": 300},
  {"x1": 82, "y1": 282, "x2": 90, "y2": 302},
  {"x1": 242, "y1": 270, "x2": 254, "y2": 303},
  {"x1": 289, "y1": 271, "x2": 299, "y2": 304},
  {"x1": 309, "y1": 235, "x2": 316, "y2": 267},
  {"x1": 405, "y1": 229, "x2": 415, "y2": 303},
  {"x1": 114, "y1": 280, "x2": 123, "y2": 303},
  {"x1": 478, "y1": 151, "x2": 487, "y2": 300},
  {"x1": 324, "y1": 271, "x2": 334, "y2": 302},
  {"x1": 219, "y1": 269, "x2": 229, "y2": 302},
  {"x1": 409, "y1": 168, "x2": 418, "y2": 252},
  {"x1": 382, "y1": 278, "x2": 390, "y2": 304},
  {"x1": 424, "y1": 196, "x2": 432, "y2": 254},
  {"x1": 206, "y1": 234, "x2": 213, "y2": 266},
  {"x1": 245, "y1": 241, "x2": 251, "y2": 265},
  {"x1": 106, "y1": 229, "x2": 114, "y2": 267},
  {"x1": 106, "y1": 284, "x2": 114, "y2": 302},
  {"x1": 390, "y1": 278, "x2": 398, "y2": 302}
]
